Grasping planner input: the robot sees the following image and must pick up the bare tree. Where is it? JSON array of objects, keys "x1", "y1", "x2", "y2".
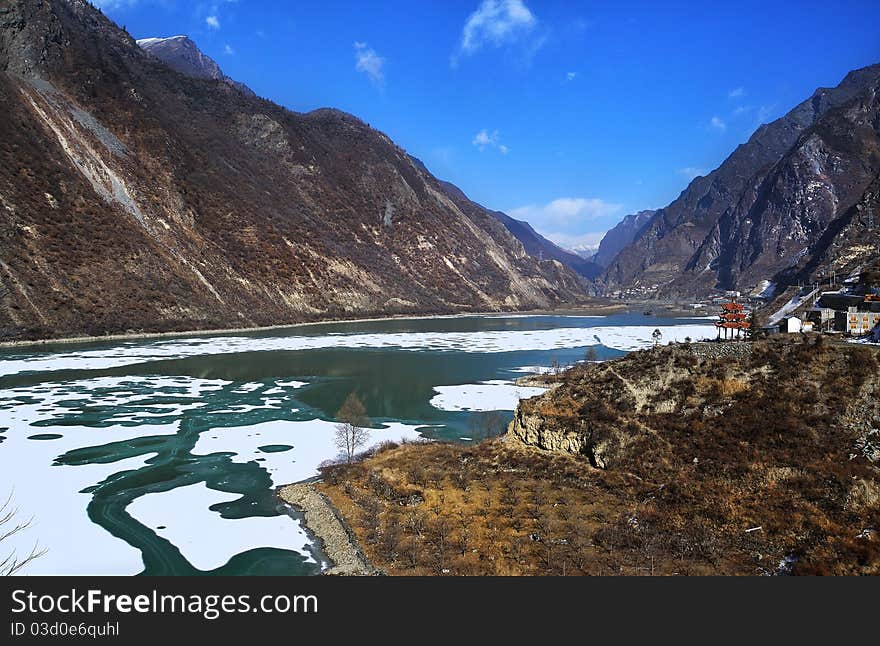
[
  {"x1": 1, "y1": 491, "x2": 46, "y2": 576},
  {"x1": 334, "y1": 392, "x2": 370, "y2": 463}
]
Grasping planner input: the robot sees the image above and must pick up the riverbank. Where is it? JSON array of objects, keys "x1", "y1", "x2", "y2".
[
  {"x1": 308, "y1": 338, "x2": 880, "y2": 575},
  {"x1": 0, "y1": 301, "x2": 629, "y2": 349},
  {"x1": 277, "y1": 483, "x2": 378, "y2": 576}
]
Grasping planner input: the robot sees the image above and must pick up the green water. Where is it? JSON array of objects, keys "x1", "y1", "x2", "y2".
[{"x1": 0, "y1": 313, "x2": 714, "y2": 575}]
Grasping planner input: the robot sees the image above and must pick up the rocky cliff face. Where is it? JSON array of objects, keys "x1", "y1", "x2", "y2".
[
  {"x1": 0, "y1": 0, "x2": 587, "y2": 341},
  {"x1": 602, "y1": 64, "x2": 880, "y2": 298},
  {"x1": 592, "y1": 209, "x2": 655, "y2": 268}
]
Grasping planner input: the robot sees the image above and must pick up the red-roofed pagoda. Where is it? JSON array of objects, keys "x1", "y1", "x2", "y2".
[{"x1": 716, "y1": 297, "x2": 750, "y2": 340}]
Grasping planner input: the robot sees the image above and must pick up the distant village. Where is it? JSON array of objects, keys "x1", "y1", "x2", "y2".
[{"x1": 689, "y1": 269, "x2": 880, "y2": 344}]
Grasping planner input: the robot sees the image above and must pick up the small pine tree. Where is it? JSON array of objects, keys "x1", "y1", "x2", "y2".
[{"x1": 746, "y1": 309, "x2": 759, "y2": 340}]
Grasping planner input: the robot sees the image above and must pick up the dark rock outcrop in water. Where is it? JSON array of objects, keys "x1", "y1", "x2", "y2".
[
  {"x1": 602, "y1": 63, "x2": 880, "y2": 298},
  {"x1": 0, "y1": 0, "x2": 587, "y2": 341}
]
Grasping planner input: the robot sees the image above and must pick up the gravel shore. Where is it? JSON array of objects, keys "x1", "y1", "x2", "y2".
[{"x1": 277, "y1": 483, "x2": 378, "y2": 576}]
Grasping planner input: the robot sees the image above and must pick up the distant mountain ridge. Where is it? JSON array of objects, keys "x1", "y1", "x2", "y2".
[
  {"x1": 136, "y1": 34, "x2": 255, "y2": 96},
  {"x1": 592, "y1": 209, "x2": 655, "y2": 268},
  {"x1": 602, "y1": 62, "x2": 880, "y2": 298},
  {"x1": 406, "y1": 156, "x2": 601, "y2": 279}
]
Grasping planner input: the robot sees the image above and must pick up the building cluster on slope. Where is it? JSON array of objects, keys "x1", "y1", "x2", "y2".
[{"x1": 766, "y1": 272, "x2": 880, "y2": 339}]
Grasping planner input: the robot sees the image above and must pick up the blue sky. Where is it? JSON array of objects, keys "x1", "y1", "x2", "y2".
[{"x1": 96, "y1": 0, "x2": 880, "y2": 252}]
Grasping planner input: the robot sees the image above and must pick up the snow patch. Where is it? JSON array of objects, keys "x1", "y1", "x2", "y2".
[{"x1": 430, "y1": 380, "x2": 546, "y2": 412}]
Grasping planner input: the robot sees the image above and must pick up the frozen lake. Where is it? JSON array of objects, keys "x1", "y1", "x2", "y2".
[{"x1": 0, "y1": 313, "x2": 715, "y2": 575}]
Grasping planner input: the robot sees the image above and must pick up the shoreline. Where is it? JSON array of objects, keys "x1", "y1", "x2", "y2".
[
  {"x1": 277, "y1": 482, "x2": 378, "y2": 576},
  {"x1": 0, "y1": 302, "x2": 631, "y2": 350}
]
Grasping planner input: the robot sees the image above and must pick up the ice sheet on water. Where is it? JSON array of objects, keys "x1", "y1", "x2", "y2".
[
  {"x1": 429, "y1": 380, "x2": 546, "y2": 412},
  {"x1": 0, "y1": 323, "x2": 717, "y2": 376},
  {"x1": 126, "y1": 482, "x2": 316, "y2": 572}
]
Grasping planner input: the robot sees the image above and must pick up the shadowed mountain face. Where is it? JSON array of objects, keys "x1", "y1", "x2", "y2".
[
  {"x1": 0, "y1": 0, "x2": 587, "y2": 341},
  {"x1": 592, "y1": 209, "x2": 655, "y2": 268},
  {"x1": 136, "y1": 34, "x2": 255, "y2": 96},
  {"x1": 602, "y1": 63, "x2": 880, "y2": 298}
]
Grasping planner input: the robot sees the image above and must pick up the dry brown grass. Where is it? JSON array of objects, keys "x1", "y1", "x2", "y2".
[{"x1": 319, "y1": 339, "x2": 880, "y2": 576}]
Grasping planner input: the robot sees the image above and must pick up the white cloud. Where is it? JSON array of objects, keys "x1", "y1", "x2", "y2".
[
  {"x1": 472, "y1": 129, "x2": 509, "y2": 154},
  {"x1": 566, "y1": 71, "x2": 577, "y2": 82},
  {"x1": 710, "y1": 116, "x2": 726, "y2": 131},
  {"x1": 728, "y1": 86, "x2": 745, "y2": 98},
  {"x1": 543, "y1": 231, "x2": 606, "y2": 253},
  {"x1": 454, "y1": 0, "x2": 539, "y2": 63},
  {"x1": 677, "y1": 167, "x2": 707, "y2": 180},
  {"x1": 354, "y1": 42, "x2": 385, "y2": 86},
  {"x1": 509, "y1": 198, "x2": 623, "y2": 227},
  {"x1": 224, "y1": 44, "x2": 235, "y2": 55},
  {"x1": 206, "y1": 15, "x2": 220, "y2": 29}
]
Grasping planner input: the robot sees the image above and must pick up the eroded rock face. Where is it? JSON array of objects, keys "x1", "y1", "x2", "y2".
[
  {"x1": 507, "y1": 408, "x2": 590, "y2": 456},
  {"x1": 0, "y1": 0, "x2": 588, "y2": 341},
  {"x1": 602, "y1": 64, "x2": 880, "y2": 298}
]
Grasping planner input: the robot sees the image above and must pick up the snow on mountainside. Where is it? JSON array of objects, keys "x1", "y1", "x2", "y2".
[{"x1": 136, "y1": 34, "x2": 255, "y2": 96}]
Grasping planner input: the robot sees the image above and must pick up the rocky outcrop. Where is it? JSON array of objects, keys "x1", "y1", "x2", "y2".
[
  {"x1": 0, "y1": 0, "x2": 587, "y2": 341},
  {"x1": 507, "y1": 407, "x2": 590, "y2": 455},
  {"x1": 506, "y1": 339, "x2": 880, "y2": 478}
]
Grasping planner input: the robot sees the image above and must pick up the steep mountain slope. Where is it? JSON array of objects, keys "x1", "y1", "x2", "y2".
[
  {"x1": 136, "y1": 34, "x2": 254, "y2": 96},
  {"x1": 603, "y1": 63, "x2": 880, "y2": 298},
  {"x1": 489, "y1": 210, "x2": 603, "y2": 279},
  {"x1": 431, "y1": 176, "x2": 601, "y2": 279},
  {"x1": 0, "y1": 0, "x2": 587, "y2": 341},
  {"x1": 592, "y1": 209, "x2": 655, "y2": 268}
]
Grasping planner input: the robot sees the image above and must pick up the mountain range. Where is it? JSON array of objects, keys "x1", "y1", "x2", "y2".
[
  {"x1": 0, "y1": 0, "x2": 588, "y2": 341},
  {"x1": 600, "y1": 63, "x2": 880, "y2": 300}
]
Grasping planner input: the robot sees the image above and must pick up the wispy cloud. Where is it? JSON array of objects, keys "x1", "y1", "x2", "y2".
[
  {"x1": 710, "y1": 116, "x2": 726, "y2": 131},
  {"x1": 224, "y1": 44, "x2": 235, "y2": 55},
  {"x1": 206, "y1": 15, "x2": 220, "y2": 29},
  {"x1": 472, "y1": 129, "x2": 509, "y2": 154},
  {"x1": 677, "y1": 167, "x2": 707, "y2": 181},
  {"x1": 453, "y1": 0, "x2": 541, "y2": 65},
  {"x1": 728, "y1": 86, "x2": 745, "y2": 98},
  {"x1": 566, "y1": 71, "x2": 577, "y2": 82},
  {"x1": 509, "y1": 198, "x2": 623, "y2": 226},
  {"x1": 354, "y1": 42, "x2": 385, "y2": 87}
]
